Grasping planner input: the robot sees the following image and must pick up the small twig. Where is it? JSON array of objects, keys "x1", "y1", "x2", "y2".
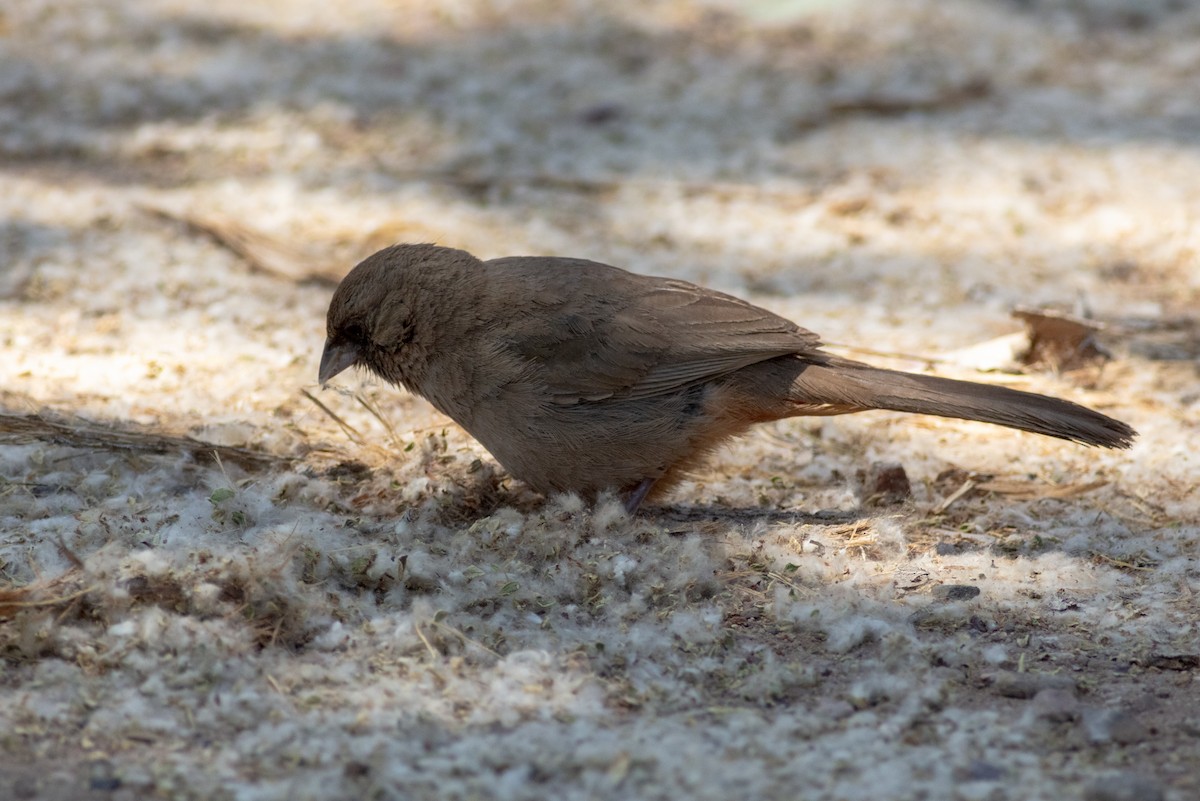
[{"x1": 0, "y1": 411, "x2": 286, "y2": 470}]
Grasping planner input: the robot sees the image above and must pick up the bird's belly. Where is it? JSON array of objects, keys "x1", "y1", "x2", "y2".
[{"x1": 464, "y1": 386, "x2": 714, "y2": 497}]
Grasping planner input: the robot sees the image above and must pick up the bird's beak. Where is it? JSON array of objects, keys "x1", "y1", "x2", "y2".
[{"x1": 318, "y1": 339, "x2": 361, "y2": 386}]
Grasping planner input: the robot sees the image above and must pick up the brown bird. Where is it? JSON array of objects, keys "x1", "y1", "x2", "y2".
[{"x1": 319, "y1": 244, "x2": 1135, "y2": 511}]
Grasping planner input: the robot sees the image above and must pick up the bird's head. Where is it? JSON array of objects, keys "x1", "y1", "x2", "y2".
[{"x1": 319, "y1": 243, "x2": 479, "y2": 386}]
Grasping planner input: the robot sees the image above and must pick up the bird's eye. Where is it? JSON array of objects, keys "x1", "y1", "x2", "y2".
[{"x1": 341, "y1": 323, "x2": 367, "y2": 344}]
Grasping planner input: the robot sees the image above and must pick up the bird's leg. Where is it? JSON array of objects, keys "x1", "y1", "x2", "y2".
[{"x1": 623, "y1": 478, "x2": 657, "y2": 514}]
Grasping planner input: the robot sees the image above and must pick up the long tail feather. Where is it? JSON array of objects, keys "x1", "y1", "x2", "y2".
[{"x1": 790, "y1": 362, "x2": 1135, "y2": 448}]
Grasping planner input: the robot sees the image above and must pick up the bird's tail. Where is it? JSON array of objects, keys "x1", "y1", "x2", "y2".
[{"x1": 789, "y1": 361, "x2": 1136, "y2": 449}]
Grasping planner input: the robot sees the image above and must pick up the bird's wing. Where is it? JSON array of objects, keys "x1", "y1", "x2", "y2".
[{"x1": 485, "y1": 257, "x2": 822, "y2": 405}]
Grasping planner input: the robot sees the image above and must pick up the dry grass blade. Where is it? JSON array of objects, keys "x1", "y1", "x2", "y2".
[
  {"x1": 413, "y1": 621, "x2": 441, "y2": 661},
  {"x1": 301, "y1": 388, "x2": 364, "y2": 444},
  {"x1": 934, "y1": 479, "x2": 978, "y2": 514},
  {"x1": 932, "y1": 477, "x2": 1106, "y2": 511},
  {"x1": 431, "y1": 619, "x2": 502, "y2": 660},
  {"x1": 975, "y1": 479, "x2": 1108, "y2": 500},
  {"x1": 0, "y1": 411, "x2": 287, "y2": 470},
  {"x1": 0, "y1": 569, "x2": 91, "y2": 621},
  {"x1": 766, "y1": 570, "x2": 808, "y2": 597},
  {"x1": 1091, "y1": 552, "x2": 1156, "y2": 571},
  {"x1": 137, "y1": 201, "x2": 340, "y2": 285},
  {"x1": 356, "y1": 393, "x2": 403, "y2": 450}
]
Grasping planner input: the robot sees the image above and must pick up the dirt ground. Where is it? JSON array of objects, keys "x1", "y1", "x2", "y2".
[{"x1": 1, "y1": 1, "x2": 1198, "y2": 799}]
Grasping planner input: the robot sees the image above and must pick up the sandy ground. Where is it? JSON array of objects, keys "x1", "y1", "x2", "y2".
[{"x1": 1, "y1": 0, "x2": 1198, "y2": 799}]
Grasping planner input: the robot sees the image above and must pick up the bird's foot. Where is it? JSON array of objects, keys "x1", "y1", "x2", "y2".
[{"x1": 623, "y1": 478, "x2": 657, "y2": 514}]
